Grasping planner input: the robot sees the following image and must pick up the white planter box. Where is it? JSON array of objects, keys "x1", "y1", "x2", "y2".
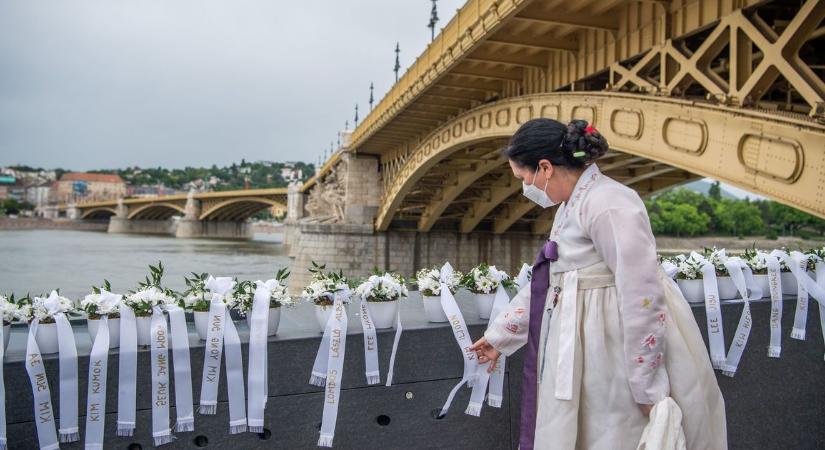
[
  {"x1": 3, "y1": 324, "x2": 10, "y2": 353},
  {"x1": 136, "y1": 316, "x2": 152, "y2": 346},
  {"x1": 717, "y1": 276, "x2": 739, "y2": 300},
  {"x1": 753, "y1": 274, "x2": 770, "y2": 299},
  {"x1": 781, "y1": 272, "x2": 798, "y2": 296},
  {"x1": 35, "y1": 322, "x2": 59, "y2": 354},
  {"x1": 422, "y1": 295, "x2": 448, "y2": 323},
  {"x1": 194, "y1": 311, "x2": 210, "y2": 340},
  {"x1": 87, "y1": 317, "x2": 121, "y2": 348},
  {"x1": 314, "y1": 304, "x2": 350, "y2": 333},
  {"x1": 475, "y1": 293, "x2": 496, "y2": 320},
  {"x1": 676, "y1": 279, "x2": 705, "y2": 304},
  {"x1": 246, "y1": 307, "x2": 282, "y2": 336},
  {"x1": 366, "y1": 300, "x2": 398, "y2": 329}
]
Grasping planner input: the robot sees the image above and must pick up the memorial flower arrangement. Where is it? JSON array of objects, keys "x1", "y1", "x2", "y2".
[
  {"x1": 180, "y1": 272, "x2": 213, "y2": 312},
  {"x1": 228, "y1": 270, "x2": 296, "y2": 315},
  {"x1": 124, "y1": 262, "x2": 177, "y2": 317},
  {"x1": 742, "y1": 247, "x2": 767, "y2": 275},
  {"x1": 672, "y1": 253, "x2": 705, "y2": 280},
  {"x1": 302, "y1": 261, "x2": 351, "y2": 306},
  {"x1": 0, "y1": 293, "x2": 26, "y2": 325},
  {"x1": 461, "y1": 263, "x2": 512, "y2": 294},
  {"x1": 415, "y1": 266, "x2": 462, "y2": 296},
  {"x1": 806, "y1": 246, "x2": 824, "y2": 271},
  {"x1": 703, "y1": 247, "x2": 729, "y2": 276},
  {"x1": 18, "y1": 290, "x2": 74, "y2": 323},
  {"x1": 355, "y1": 270, "x2": 409, "y2": 302},
  {"x1": 259, "y1": 268, "x2": 294, "y2": 309},
  {"x1": 227, "y1": 280, "x2": 256, "y2": 316},
  {"x1": 80, "y1": 280, "x2": 122, "y2": 319}
]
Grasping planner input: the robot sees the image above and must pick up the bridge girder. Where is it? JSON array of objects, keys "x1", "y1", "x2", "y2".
[
  {"x1": 127, "y1": 202, "x2": 186, "y2": 220},
  {"x1": 375, "y1": 91, "x2": 825, "y2": 233}
]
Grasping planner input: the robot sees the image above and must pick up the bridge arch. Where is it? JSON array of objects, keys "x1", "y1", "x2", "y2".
[
  {"x1": 376, "y1": 91, "x2": 825, "y2": 233},
  {"x1": 199, "y1": 197, "x2": 286, "y2": 221},
  {"x1": 127, "y1": 202, "x2": 186, "y2": 220},
  {"x1": 80, "y1": 207, "x2": 117, "y2": 220}
]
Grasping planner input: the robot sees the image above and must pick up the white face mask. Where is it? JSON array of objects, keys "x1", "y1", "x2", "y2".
[{"x1": 522, "y1": 165, "x2": 559, "y2": 208}]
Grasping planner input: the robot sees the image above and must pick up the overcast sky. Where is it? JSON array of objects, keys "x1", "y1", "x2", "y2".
[{"x1": 0, "y1": 0, "x2": 465, "y2": 170}]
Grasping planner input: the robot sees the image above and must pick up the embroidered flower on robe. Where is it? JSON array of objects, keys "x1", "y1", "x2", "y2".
[
  {"x1": 504, "y1": 307, "x2": 526, "y2": 334},
  {"x1": 641, "y1": 297, "x2": 652, "y2": 308},
  {"x1": 641, "y1": 333, "x2": 657, "y2": 350},
  {"x1": 636, "y1": 355, "x2": 645, "y2": 364},
  {"x1": 649, "y1": 352, "x2": 663, "y2": 369}
]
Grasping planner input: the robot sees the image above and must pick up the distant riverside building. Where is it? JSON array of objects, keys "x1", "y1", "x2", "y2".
[{"x1": 55, "y1": 172, "x2": 126, "y2": 203}]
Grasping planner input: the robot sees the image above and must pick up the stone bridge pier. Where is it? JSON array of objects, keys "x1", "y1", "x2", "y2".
[{"x1": 106, "y1": 194, "x2": 253, "y2": 239}]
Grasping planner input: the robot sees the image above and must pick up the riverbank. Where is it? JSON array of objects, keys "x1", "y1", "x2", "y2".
[
  {"x1": 656, "y1": 235, "x2": 824, "y2": 254},
  {"x1": 0, "y1": 217, "x2": 108, "y2": 231}
]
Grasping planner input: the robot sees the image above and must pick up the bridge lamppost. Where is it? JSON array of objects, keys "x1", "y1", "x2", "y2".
[
  {"x1": 394, "y1": 42, "x2": 400, "y2": 83},
  {"x1": 369, "y1": 82, "x2": 374, "y2": 111},
  {"x1": 428, "y1": 0, "x2": 439, "y2": 42},
  {"x1": 354, "y1": 104, "x2": 359, "y2": 127}
]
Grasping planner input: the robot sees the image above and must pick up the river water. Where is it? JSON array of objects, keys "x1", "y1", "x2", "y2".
[{"x1": 0, "y1": 229, "x2": 291, "y2": 299}]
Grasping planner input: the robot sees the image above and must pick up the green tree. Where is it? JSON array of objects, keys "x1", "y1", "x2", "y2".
[
  {"x1": 651, "y1": 201, "x2": 710, "y2": 237},
  {"x1": 708, "y1": 181, "x2": 722, "y2": 201},
  {"x1": 713, "y1": 199, "x2": 763, "y2": 236}
]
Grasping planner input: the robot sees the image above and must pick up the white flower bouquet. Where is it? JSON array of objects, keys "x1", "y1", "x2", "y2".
[
  {"x1": 356, "y1": 271, "x2": 409, "y2": 302},
  {"x1": 415, "y1": 266, "x2": 461, "y2": 297},
  {"x1": 80, "y1": 280, "x2": 122, "y2": 319},
  {"x1": 301, "y1": 261, "x2": 351, "y2": 306},
  {"x1": 0, "y1": 293, "x2": 26, "y2": 325},
  {"x1": 181, "y1": 272, "x2": 213, "y2": 312},
  {"x1": 230, "y1": 268, "x2": 294, "y2": 316},
  {"x1": 125, "y1": 262, "x2": 177, "y2": 317},
  {"x1": 21, "y1": 290, "x2": 74, "y2": 324},
  {"x1": 673, "y1": 253, "x2": 705, "y2": 280},
  {"x1": 461, "y1": 263, "x2": 512, "y2": 294}
]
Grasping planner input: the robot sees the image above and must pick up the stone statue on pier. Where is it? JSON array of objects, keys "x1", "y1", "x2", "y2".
[
  {"x1": 303, "y1": 162, "x2": 346, "y2": 224},
  {"x1": 183, "y1": 189, "x2": 200, "y2": 219}
]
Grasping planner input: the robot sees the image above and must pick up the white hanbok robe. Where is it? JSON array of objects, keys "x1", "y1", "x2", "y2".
[{"x1": 485, "y1": 164, "x2": 727, "y2": 449}]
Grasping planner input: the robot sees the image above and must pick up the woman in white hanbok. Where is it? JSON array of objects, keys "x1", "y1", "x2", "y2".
[{"x1": 470, "y1": 119, "x2": 727, "y2": 450}]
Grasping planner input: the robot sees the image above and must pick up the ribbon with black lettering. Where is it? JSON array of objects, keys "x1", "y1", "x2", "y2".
[
  {"x1": 25, "y1": 320, "x2": 59, "y2": 450},
  {"x1": 317, "y1": 290, "x2": 348, "y2": 447},
  {"x1": 84, "y1": 316, "x2": 110, "y2": 449},
  {"x1": 150, "y1": 307, "x2": 173, "y2": 445},
  {"x1": 438, "y1": 262, "x2": 478, "y2": 418}
]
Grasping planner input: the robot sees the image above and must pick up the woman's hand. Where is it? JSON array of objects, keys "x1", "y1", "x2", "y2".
[
  {"x1": 469, "y1": 337, "x2": 501, "y2": 373},
  {"x1": 638, "y1": 403, "x2": 653, "y2": 417}
]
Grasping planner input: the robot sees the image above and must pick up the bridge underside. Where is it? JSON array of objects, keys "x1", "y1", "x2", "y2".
[{"x1": 388, "y1": 141, "x2": 699, "y2": 235}]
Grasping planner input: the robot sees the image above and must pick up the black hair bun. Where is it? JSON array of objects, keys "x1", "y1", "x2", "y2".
[{"x1": 563, "y1": 119, "x2": 609, "y2": 164}]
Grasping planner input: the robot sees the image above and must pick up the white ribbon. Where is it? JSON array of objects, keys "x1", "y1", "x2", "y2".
[
  {"x1": 763, "y1": 252, "x2": 784, "y2": 358},
  {"x1": 248, "y1": 280, "x2": 274, "y2": 433},
  {"x1": 358, "y1": 295, "x2": 380, "y2": 385},
  {"x1": 0, "y1": 312, "x2": 4, "y2": 450},
  {"x1": 695, "y1": 252, "x2": 726, "y2": 370},
  {"x1": 224, "y1": 311, "x2": 248, "y2": 434},
  {"x1": 816, "y1": 259, "x2": 825, "y2": 361},
  {"x1": 465, "y1": 284, "x2": 510, "y2": 416},
  {"x1": 150, "y1": 307, "x2": 173, "y2": 446},
  {"x1": 385, "y1": 302, "x2": 404, "y2": 387},
  {"x1": 52, "y1": 312, "x2": 80, "y2": 443},
  {"x1": 166, "y1": 306, "x2": 194, "y2": 432},
  {"x1": 789, "y1": 253, "x2": 810, "y2": 340},
  {"x1": 772, "y1": 251, "x2": 825, "y2": 354},
  {"x1": 318, "y1": 290, "x2": 348, "y2": 447},
  {"x1": 84, "y1": 316, "x2": 110, "y2": 449},
  {"x1": 117, "y1": 303, "x2": 138, "y2": 436},
  {"x1": 555, "y1": 271, "x2": 579, "y2": 400},
  {"x1": 199, "y1": 276, "x2": 234, "y2": 415},
  {"x1": 720, "y1": 258, "x2": 761, "y2": 377},
  {"x1": 26, "y1": 320, "x2": 59, "y2": 450},
  {"x1": 515, "y1": 263, "x2": 532, "y2": 291},
  {"x1": 437, "y1": 262, "x2": 478, "y2": 418}
]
